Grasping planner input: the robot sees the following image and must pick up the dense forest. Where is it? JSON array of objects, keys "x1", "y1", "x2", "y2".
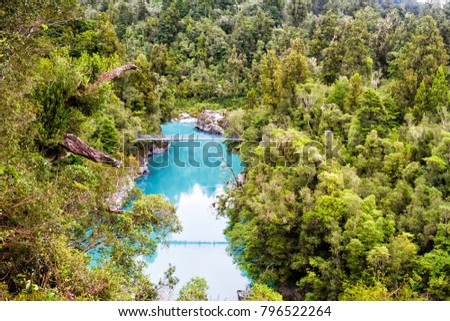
[{"x1": 1, "y1": 0, "x2": 450, "y2": 300}]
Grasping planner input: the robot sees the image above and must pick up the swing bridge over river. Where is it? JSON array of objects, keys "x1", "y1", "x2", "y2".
[
  {"x1": 163, "y1": 240, "x2": 228, "y2": 246},
  {"x1": 136, "y1": 134, "x2": 243, "y2": 142}
]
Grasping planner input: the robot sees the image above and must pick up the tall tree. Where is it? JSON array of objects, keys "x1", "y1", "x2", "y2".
[
  {"x1": 227, "y1": 46, "x2": 246, "y2": 95},
  {"x1": 311, "y1": 10, "x2": 340, "y2": 62},
  {"x1": 413, "y1": 65, "x2": 449, "y2": 122},
  {"x1": 344, "y1": 73, "x2": 364, "y2": 114},
  {"x1": 341, "y1": 18, "x2": 372, "y2": 80},
  {"x1": 391, "y1": 15, "x2": 448, "y2": 109},
  {"x1": 157, "y1": 1, "x2": 181, "y2": 44},
  {"x1": 287, "y1": 0, "x2": 311, "y2": 27},
  {"x1": 262, "y1": 0, "x2": 285, "y2": 25}
]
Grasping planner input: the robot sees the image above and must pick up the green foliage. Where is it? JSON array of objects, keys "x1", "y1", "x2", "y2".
[
  {"x1": 4, "y1": 0, "x2": 450, "y2": 302},
  {"x1": 157, "y1": 1, "x2": 182, "y2": 44},
  {"x1": 344, "y1": 73, "x2": 363, "y2": 113},
  {"x1": 177, "y1": 277, "x2": 209, "y2": 301},
  {"x1": 341, "y1": 16, "x2": 373, "y2": 80},
  {"x1": 414, "y1": 65, "x2": 449, "y2": 122},
  {"x1": 0, "y1": 0, "x2": 182, "y2": 301},
  {"x1": 357, "y1": 89, "x2": 387, "y2": 138},
  {"x1": 340, "y1": 281, "x2": 390, "y2": 301},
  {"x1": 91, "y1": 116, "x2": 120, "y2": 153},
  {"x1": 262, "y1": 0, "x2": 285, "y2": 25},
  {"x1": 32, "y1": 51, "x2": 82, "y2": 142},
  {"x1": 287, "y1": 0, "x2": 310, "y2": 27},
  {"x1": 326, "y1": 78, "x2": 349, "y2": 109},
  {"x1": 321, "y1": 40, "x2": 343, "y2": 85},
  {"x1": 311, "y1": 10, "x2": 339, "y2": 62},
  {"x1": 391, "y1": 15, "x2": 448, "y2": 109},
  {"x1": 246, "y1": 283, "x2": 283, "y2": 301}
]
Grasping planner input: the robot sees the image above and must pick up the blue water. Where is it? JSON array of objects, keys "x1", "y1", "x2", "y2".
[{"x1": 135, "y1": 121, "x2": 249, "y2": 300}]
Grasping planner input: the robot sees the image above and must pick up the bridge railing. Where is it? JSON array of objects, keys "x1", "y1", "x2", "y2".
[
  {"x1": 136, "y1": 134, "x2": 242, "y2": 142},
  {"x1": 163, "y1": 240, "x2": 229, "y2": 245}
]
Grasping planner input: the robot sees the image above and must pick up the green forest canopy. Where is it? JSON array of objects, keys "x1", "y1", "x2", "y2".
[{"x1": 1, "y1": 0, "x2": 450, "y2": 300}]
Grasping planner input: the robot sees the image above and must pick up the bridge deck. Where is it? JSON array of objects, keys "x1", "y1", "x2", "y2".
[
  {"x1": 163, "y1": 240, "x2": 228, "y2": 245},
  {"x1": 136, "y1": 135, "x2": 242, "y2": 142}
]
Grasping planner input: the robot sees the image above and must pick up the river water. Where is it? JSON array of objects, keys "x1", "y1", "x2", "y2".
[{"x1": 135, "y1": 121, "x2": 249, "y2": 300}]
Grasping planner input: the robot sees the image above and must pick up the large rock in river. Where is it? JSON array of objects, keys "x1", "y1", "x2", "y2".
[{"x1": 195, "y1": 110, "x2": 227, "y2": 135}]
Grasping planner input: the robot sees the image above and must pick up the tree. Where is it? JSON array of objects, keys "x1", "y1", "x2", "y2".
[
  {"x1": 177, "y1": 277, "x2": 209, "y2": 301},
  {"x1": 92, "y1": 116, "x2": 120, "y2": 154},
  {"x1": 357, "y1": 89, "x2": 387, "y2": 138},
  {"x1": 231, "y1": 9, "x2": 273, "y2": 63},
  {"x1": 327, "y1": 78, "x2": 349, "y2": 110},
  {"x1": 262, "y1": 0, "x2": 285, "y2": 25},
  {"x1": 391, "y1": 15, "x2": 448, "y2": 109},
  {"x1": 150, "y1": 44, "x2": 171, "y2": 75},
  {"x1": 413, "y1": 80, "x2": 429, "y2": 122},
  {"x1": 157, "y1": 1, "x2": 181, "y2": 44},
  {"x1": 321, "y1": 40, "x2": 343, "y2": 85},
  {"x1": 246, "y1": 283, "x2": 283, "y2": 301},
  {"x1": 281, "y1": 39, "x2": 309, "y2": 89},
  {"x1": 227, "y1": 46, "x2": 246, "y2": 95},
  {"x1": 310, "y1": 10, "x2": 339, "y2": 62},
  {"x1": 344, "y1": 73, "x2": 363, "y2": 114},
  {"x1": 115, "y1": 1, "x2": 134, "y2": 39},
  {"x1": 341, "y1": 18, "x2": 372, "y2": 80},
  {"x1": 260, "y1": 50, "x2": 281, "y2": 109},
  {"x1": 389, "y1": 233, "x2": 418, "y2": 288},
  {"x1": 413, "y1": 66, "x2": 449, "y2": 122},
  {"x1": 259, "y1": 39, "x2": 309, "y2": 111},
  {"x1": 375, "y1": 9, "x2": 405, "y2": 73},
  {"x1": 428, "y1": 66, "x2": 449, "y2": 119},
  {"x1": 287, "y1": 0, "x2": 311, "y2": 27},
  {"x1": 137, "y1": 0, "x2": 150, "y2": 21}
]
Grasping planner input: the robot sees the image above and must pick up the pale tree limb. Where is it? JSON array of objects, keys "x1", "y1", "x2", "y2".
[
  {"x1": 220, "y1": 156, "x2": 243, "y2": 190},
  {"x1": 61, "y1": 133, "x2": 121, "y2": 168},
  {"x1": 83, "y1": 63, "x2": 139, "y2": 91}
]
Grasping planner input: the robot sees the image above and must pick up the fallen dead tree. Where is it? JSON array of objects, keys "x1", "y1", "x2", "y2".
[
  {"x1": 82, "y1": 63, "x2": 139, "y2": 91},
  {"x1": 61, "y1": 133, "x2": 121, "y2": 168}
]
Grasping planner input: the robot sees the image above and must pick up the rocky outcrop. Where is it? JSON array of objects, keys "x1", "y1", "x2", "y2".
[
  {"x1": 195, "y1": 110, "x2": 227, "y2": 135},
  {"x1": 138, "y1": 158, "x2": 150, "y2": 176},
  {"x1": 136, "y1": 141, "x2": 169, "y2": 175},
  {"x1": 237, "y1": 289, "x2": 249, "y2": 301},
  {"x1": 151, "y1": 146, "x2": 168, "y2": 154},
  {"x1": 173, "y1": 112, "x2": 196, "y2": 123},
  {"x1": 107, "y1": 176, "x2": 135, "y2": 211},
  {"x1": 277, "y1": 282, "x2": 303, "y2": 300},
  {"x1": 237, "y1": 172, "x2": 246, "y2": 185}
]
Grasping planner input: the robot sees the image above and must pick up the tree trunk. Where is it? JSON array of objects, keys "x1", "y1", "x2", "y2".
[{"x1": 61, "y1": 133, "x2": 121, "y2": 168}]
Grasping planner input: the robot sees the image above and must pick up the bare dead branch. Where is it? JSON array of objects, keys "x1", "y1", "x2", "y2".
[
  {"x1": 83, "y1": 63, "x2": 139, "y2": 91},
  {"x1": 61, "y1": 133, "x2": 121, "y2": 168}
]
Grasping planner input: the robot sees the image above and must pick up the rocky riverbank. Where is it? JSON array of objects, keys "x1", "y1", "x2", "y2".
[
  {"x1": 107, "y1": 175, "x2": 135, "y2": 211},
  {"x1": 173, "y1": 112, "x2": 196, "y2": 123},
  {"x1": 137, "y1": 142, "x2": 169, "y2": 175},
  {"x1": 195, "y1": 110, "x2": 227, "y2": 135}
]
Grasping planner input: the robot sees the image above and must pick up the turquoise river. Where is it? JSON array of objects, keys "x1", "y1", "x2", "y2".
[{"x1": 135, "y1": 121, "x2": 249, "y2": 300}]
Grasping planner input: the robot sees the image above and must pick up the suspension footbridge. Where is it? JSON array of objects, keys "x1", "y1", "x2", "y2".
[{"x1": 136, "y1": 134, "x2": 242, "y2": 142}]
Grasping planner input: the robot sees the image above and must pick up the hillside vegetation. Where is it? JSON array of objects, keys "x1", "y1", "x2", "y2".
[{"x1": 1, "y1": 0, "x2": 450, "y2": 300}]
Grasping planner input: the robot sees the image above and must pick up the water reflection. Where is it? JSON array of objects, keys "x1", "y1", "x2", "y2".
[{"x1": 144, "y1": 244, "x2": 246, "y2": 301}]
